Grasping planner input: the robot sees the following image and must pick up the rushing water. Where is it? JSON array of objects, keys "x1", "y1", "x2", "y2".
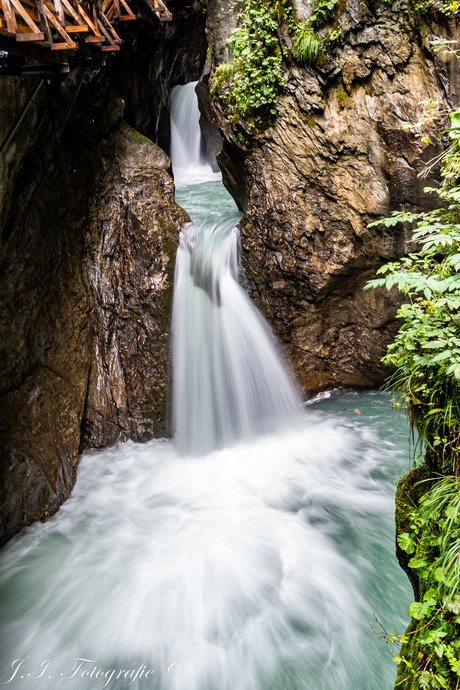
[
  {"x1": 0, "y1": 83, "x2": 413, "y2": 690},
  {"x1": 172, "y1": 180, "x2": 301, "y2": 456},
  {"x1": 170, "y1": 82, "x2": 219, "y2": 188}
]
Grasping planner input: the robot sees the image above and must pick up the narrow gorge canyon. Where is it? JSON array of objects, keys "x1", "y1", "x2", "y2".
[{"x1": 1, "y1": 3, "x2": 460, "y2": 689}]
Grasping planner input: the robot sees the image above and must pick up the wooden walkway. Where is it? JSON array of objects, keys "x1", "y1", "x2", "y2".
[{"x1": 0, "y1": 0, "x2": 171, "y2": 54}]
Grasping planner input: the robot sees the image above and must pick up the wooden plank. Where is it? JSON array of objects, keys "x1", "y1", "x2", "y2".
[
  {"x1": 15, "y1": 21, "x2": 37, "y2": 30},
  {"x1": 35, "y1": 0, "x2": 52, "y2": 43},
  {"x1": 9, "y1": 0, "x2": 41, "y2": 31},
  {"x1": 65, "y1": 23, "x2": 88, "y2": 31},
  {"x1": 20, "y1": 0, "x2": 40, "y2": 20},
  {"x1": 50, "y1": 41, "x2": 73, "y2": 48},
  {"x1": 16, "y1": 30, "x2": 44, "y2": 39},
  {"x1": 1, "y1": 0, "x2": 17, "y2": 33},
  {"x1": 143, "y1": 0, "x2": 172, "y2": 19},
  {"x1": 59, "y1": 0, "x2": 82, "y2": 23},
  {"x1": 152, "y1": 0, "x2": 171, "y2": 17},
  {"x1": 0, "y1": 34, "x2": 75, "y2": 58},
  {"x1": 22, "y1": 6, "x2": 40, "y2": 21},
  {"x1": 101, "y1": 43, "x2": 118, "y2": 50},
  {"x1": 100, "y1": 10, "x2": 120, "y2": 43},
  {"x1": 43, "y1": 2, "x2": 75, "y2": 45},
  {"x1": 118, "y1": 0, "x2": 134, "y2": 17},
  {"x1": 73, "y1": 0, "x2": 101, "y2": 35},
  {"x1": 85, "y1": 34, "x2": 104, "y2": 41},
  {"x1": 117, "y1": 14, "x2": 136, "y2": 19},
  {"x1": 53, "y1": 0, "x2": 65, "y2": 24},
  {"x1": 96, "y1": 15, "x2": 115, "y2": 46}
]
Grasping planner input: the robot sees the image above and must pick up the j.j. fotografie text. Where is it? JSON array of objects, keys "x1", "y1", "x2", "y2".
[{"x1": 0, "y1": 658, "x2": 155, "y2": 687}]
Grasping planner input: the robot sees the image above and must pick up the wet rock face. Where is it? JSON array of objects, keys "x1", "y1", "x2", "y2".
[
  {"x1": 205, "y1": 1, "x2": 460, "y2": 394},
  {"x1": 0, "y1": 68, "x2": 188, "y2": 546},
  {"x1": 0, "y1": 72, "x2": 96, "y2": 546},
  {"x1": 82, "y1": 126, "x2": 188, "y2": 450}
]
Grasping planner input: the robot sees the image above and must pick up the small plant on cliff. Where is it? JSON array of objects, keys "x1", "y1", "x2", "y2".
[
  {"x1": 310, "y1": 0, "x2": 339, "y2": 26},
  {"x1": 410, "y1": 0, "x2": 460, "y2": 15},
  {"x1": 210, "y1": 63, "x2": 234, "y2": 101},
  {"x1": 292, "y1": 22, "x2": 325, "y2": 64}
]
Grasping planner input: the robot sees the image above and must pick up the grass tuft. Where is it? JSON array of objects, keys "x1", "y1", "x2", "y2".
[{"x1": 292, "y1": 22, "x2": 324, "y2": 64}]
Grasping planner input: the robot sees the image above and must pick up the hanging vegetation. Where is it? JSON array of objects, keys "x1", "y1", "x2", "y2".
[{"x1": 365, "y1": 43, "x2": 460, "y2": 689}]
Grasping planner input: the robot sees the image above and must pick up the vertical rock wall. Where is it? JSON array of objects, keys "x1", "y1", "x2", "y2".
[
  {"x1": 82, "y1": 125, "x2": 188, "y2": 450},
  {"x1": 0, "y1": 71, "x2": 95, "y2": 545},
  {"x1": 203, "y1": 1, "x2": 460, "y2": 394},
  {"x1": 0, "y1": 8, "x2": 200, "y2": 544}
]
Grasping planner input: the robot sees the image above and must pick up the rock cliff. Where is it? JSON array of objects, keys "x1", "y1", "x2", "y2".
[
  {"x1": 82, "y1": 124, "x2": 187, "y2": 451},
  {"x1": 202, "y1": 0, "x2": 460, "y2": 394},
  {"x1": 0, "y1": 53, "x2": 189, "y2": 545}
]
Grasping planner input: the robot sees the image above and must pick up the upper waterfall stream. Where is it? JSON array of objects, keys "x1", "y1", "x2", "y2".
[
  {"x1": 171, "y1": 84, "x2": 301, "y2": 456},
  {"x1": 0, "y1": 83, "x2": 412, "y2": 690}
]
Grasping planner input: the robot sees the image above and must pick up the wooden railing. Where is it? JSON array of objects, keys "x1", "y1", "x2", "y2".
[{"x1": 0, "y1": 0, "x2": 171, "y2": 52}]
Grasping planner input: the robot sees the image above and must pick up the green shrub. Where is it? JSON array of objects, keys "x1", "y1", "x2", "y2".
[
  {"x1": 226, "y1": 0, "x2": 288, "y2": 119},
  {"x1": 365, "y1": 45, "x2": 460, "y2": 687}
]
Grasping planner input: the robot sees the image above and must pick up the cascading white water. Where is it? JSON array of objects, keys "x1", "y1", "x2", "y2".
[
  {"x1": 170, "y1": 84, "x2": 301, "y2": 455},
  {"x1": 170, "y1": 82, "x2": 219, "y2": 188}
]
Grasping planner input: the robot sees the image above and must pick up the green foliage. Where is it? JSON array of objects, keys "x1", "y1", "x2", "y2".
[
  {"x1": 324, "y1": 26, "x2": 342, "y2": 44},
  {"x1": 410, "y1": 0, "x2": 460, "y2": 14},
  {"x1": 292, "y1": 22, "x2": 324, "y2": 64},
  {"x1": 366, "y1": 46, "x2": 460, "y2": 686},
  {"x1": 310, "y1": 0, "x2": 339, "y2": 27},
  {"x1": 365, "y1": 108, "x2": 460, "y2": 473},
  {"x1": 225, "y1": 0, "x2": 289, "y2": 120},
  {"x1": 394, "y1": 478, "x2": 460, "y2": 687}
]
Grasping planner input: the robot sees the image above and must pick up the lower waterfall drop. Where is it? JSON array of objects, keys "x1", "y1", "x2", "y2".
[{"x1": 170, "y1": 83, "x2": 301, "y2": 455}]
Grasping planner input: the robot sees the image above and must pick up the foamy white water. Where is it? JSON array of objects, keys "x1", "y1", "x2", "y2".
[
  {"x1": 0, "y1": 395, "x2": 411, "y2": 690},
  {"x1": 171, "y1": 211, "x2": 302, "y2": 455}
]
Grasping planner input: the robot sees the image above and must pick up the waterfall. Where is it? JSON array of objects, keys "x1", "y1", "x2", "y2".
[
  {"x1": 170, "y1": 82, "x2": 220, "y2": 188},
  {"x1": 170, "y1": 84, "x2": 301, "y2": 456}
]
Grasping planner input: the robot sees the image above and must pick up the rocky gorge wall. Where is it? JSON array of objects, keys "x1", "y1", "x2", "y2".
[
  {"x1": 0, "y1": 3, "x2": 206, "y2": 545},
  {"x1": 202, "y1": 0, "x2": 460, "y2": 394}
]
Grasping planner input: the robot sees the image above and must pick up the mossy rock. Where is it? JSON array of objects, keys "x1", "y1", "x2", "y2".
[{"x1": 394, "y1": 618, "x2": 423, "y2": 690}]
